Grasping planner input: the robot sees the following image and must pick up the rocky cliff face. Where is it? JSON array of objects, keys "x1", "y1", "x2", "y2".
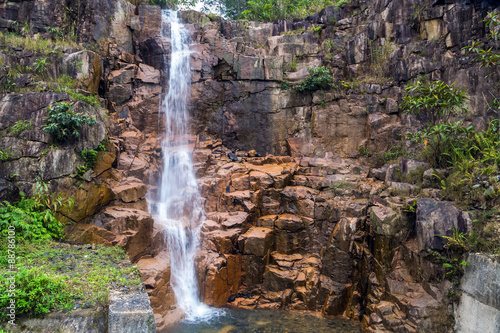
[
  {"x1": 178, "y1": 0, "x2": 499, "y2": 157},
  {"x1": 1, "y1": 0, "x2": 499, "y2": 332}
]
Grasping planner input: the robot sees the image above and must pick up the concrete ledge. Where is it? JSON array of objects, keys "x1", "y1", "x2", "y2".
[{"x1": 109, "y1": 290, "x2": 156, "y2": 333}]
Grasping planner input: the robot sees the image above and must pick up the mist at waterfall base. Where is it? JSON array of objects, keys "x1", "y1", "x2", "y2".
[{"x1": 148, "y1": 9, "x2": 222, "y2": 322}]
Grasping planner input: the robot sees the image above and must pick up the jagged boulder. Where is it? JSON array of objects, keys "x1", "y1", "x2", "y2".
[{"x1": 416, "y1": 198, "x2": 471, "y2": 252}]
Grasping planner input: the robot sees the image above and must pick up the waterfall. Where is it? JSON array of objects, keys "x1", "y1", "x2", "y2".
[{"x1": 149, "y1": 9, "x2": 217, "y2": 321}]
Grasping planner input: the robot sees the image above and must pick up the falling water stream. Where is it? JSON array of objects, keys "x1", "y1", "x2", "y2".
[
  {"x1": 152, "y1": 10, "x2": 361, "y2": 332},
  {"x1": 149, "y1": 9, "x2": 216, "y2": 321}
]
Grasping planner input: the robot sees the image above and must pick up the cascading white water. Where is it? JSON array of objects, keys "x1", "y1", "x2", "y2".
[{"x1": 149, "y1": 10, "x2": 219, "y2": 321}]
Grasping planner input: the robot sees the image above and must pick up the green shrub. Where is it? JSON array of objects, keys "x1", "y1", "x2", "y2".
[
  {"x1": 401, "y1": 80, "x2": 470, "y2": 168},
  {"x1": 32, "y1": 57, "x2": 48, "y2": 75},
  {"x1": 9, "y1": 119, "x2": 33, "y2": 137},
  {"x1": 400, "y1": 80, "x2": 469, "y2": 125},
  {"x1": 0, "y1": 182, "x2": 71, "y2": 241},
  {"x1": 464, "y1": 12, "x2": 500, "y2": 70},
  {"x1": 295, "y1": 66, "x2": 335, "y2": 92},
  {"x1": 42, "y1": 102, "x2": 97, "y2": 143},
  {"x1": 0, "y1": 267, "x2": 72, "y2": 320}
]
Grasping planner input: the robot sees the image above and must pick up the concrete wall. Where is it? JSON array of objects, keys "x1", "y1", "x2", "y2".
[{"x1": 455, "y1": 254, "x2": 500, "y2": 333}]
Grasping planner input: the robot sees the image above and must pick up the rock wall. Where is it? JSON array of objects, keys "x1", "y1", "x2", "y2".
[{"x1": 177, "y1": 0, "x2": 500, "y2": 157}]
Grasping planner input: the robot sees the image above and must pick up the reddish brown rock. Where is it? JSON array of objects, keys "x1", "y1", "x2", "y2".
[
  {"x1": 65, "y1": 223, "x2": 116, "y2": 246},
  {"x1": 137, "y1": 63, "x2": 160, "y2": 84},
  {"x1": 238, "y1": 227, "x2": 274, "y2": 257},
  {"x1": 202, "y1": 255, "x2": 243, "y2": 307},
  {"x1": 112, "y1": 178, "x2": 148, "y2": 203}
]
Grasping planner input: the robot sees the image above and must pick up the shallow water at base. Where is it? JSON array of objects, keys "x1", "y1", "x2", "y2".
[{"x1": 161, "y1": 308, "x2": 362, "y2": 333}]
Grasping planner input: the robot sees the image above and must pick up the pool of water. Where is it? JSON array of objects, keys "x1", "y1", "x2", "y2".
[{"x1": 161, "y1": 308, "x2": 362, "y2": 333}]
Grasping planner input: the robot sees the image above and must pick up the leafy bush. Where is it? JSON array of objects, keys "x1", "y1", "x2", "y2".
[
  {"x1": 401, "y1": 80, "x2": 469, "y2": 125},
  {"x1": 295, "y1": 66, "x2": 335, "y2": 92},
  {"x1": 401, "y1": 80, "x2": 471, "y2": 168},
  {"x1": 0, "y1": 267, "x2": 72, "y2": 320},
  {"x1": 463, "y1": 12, "x2": 500, "y2": 70},
  {"x1": 42, "y1": 102, "x2": 97, "y2": 143}
]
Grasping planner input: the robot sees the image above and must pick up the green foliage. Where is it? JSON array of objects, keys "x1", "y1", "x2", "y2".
[
  {"x1": 9, "y1": 119, "x2": 33, "y2": 137},
  {"x1": 438, "y1": 119, "x2": 500, "y2": 203},
  {"x1": 295, "y1": 66, "x2": 335, "y2": 92},
  {"x1": 67, "y1": 91, "x2": 102, "y2": 108},
  {"x1": 309, "y1": 24, "x2": 322, "y2": 33},
  {"x1": 370, "y1": 41, "x2": 394, "y2": 81},
  {"x1": 323, "y1": 40, "x2": 337, "y2": 52},
  {"x1": 78, "y1": 147, "x2": 102, "y2": 178},
  {"x1": 0, "y1": 31, "x2": 81, "y2": 55},
  {"x1": 45, "y1": 26, "x2": 63, "y2": 38},
  {"x1": 240, "y1": 0, "x2": 349, "y2": 22},
  {"x1": 374, "y1": 143, "x2": 411, "y2": 167},
  {"x1": 81, "y1": 148, "x2": 99, "y2": 169},
  {"x1": 0, "y1": 185, "x2": 70, "y2": 241},
  {"x1": 42, "y1": 102, "x2": 97, "y2": 143},
  {"x1": 0, "y1": 240, "x2": 142, "y2": 321},
  {"x1": 289, "y1": 57, "x2": 298, "y2": 71},
  {"x1": 0, "y1": 267, "x2": 72, "y2": 320},
  {"x1": 357, "y1": 146, "x2": 371, "y2": 158},
  {"x1": 0, "y1": 148, "x2": 13, "y2": 161},
  {"x1": 32, "y1": 57, "x2": 48, "y2": 75},
  {"x1": 401, "y1": 80, "x2": 469, "y2": 125},
  {"x1": 463, "y1": 12, "x2": 500, "y2": 70}
]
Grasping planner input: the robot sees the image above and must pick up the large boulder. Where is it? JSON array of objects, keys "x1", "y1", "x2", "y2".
[{"x1": 416, "y1": 198, "x2": 471, "y2": 252}]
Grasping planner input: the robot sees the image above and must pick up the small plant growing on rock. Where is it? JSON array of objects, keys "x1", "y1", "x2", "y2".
[
  {"x1": 42, "y1": 102, "x2": 97, "y2": 143},
  {"x1": 32, "y1": 57, "x2": 48, "y2": 74},
  {"x1": 68, "y1": 91, "x2": 102, "y2": 108},
  {"x1": 81, "y1": 148, "x2": 99, "y2": 169},
  {"x1": 0, "y1": 182, "x2": 71, "y2": 241},
  {"x1": 9, "y1": 119, "x2": 33, "y2": 137},
  {"x1": 0, "y1": 148, "x2": 13, "y2": 161},
  {"x1": 295, "y1": 66, "x2": 336, "y2": 92},
  {"x1": 45, "y1": 26, "x2": 63, "y2": 38}
]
